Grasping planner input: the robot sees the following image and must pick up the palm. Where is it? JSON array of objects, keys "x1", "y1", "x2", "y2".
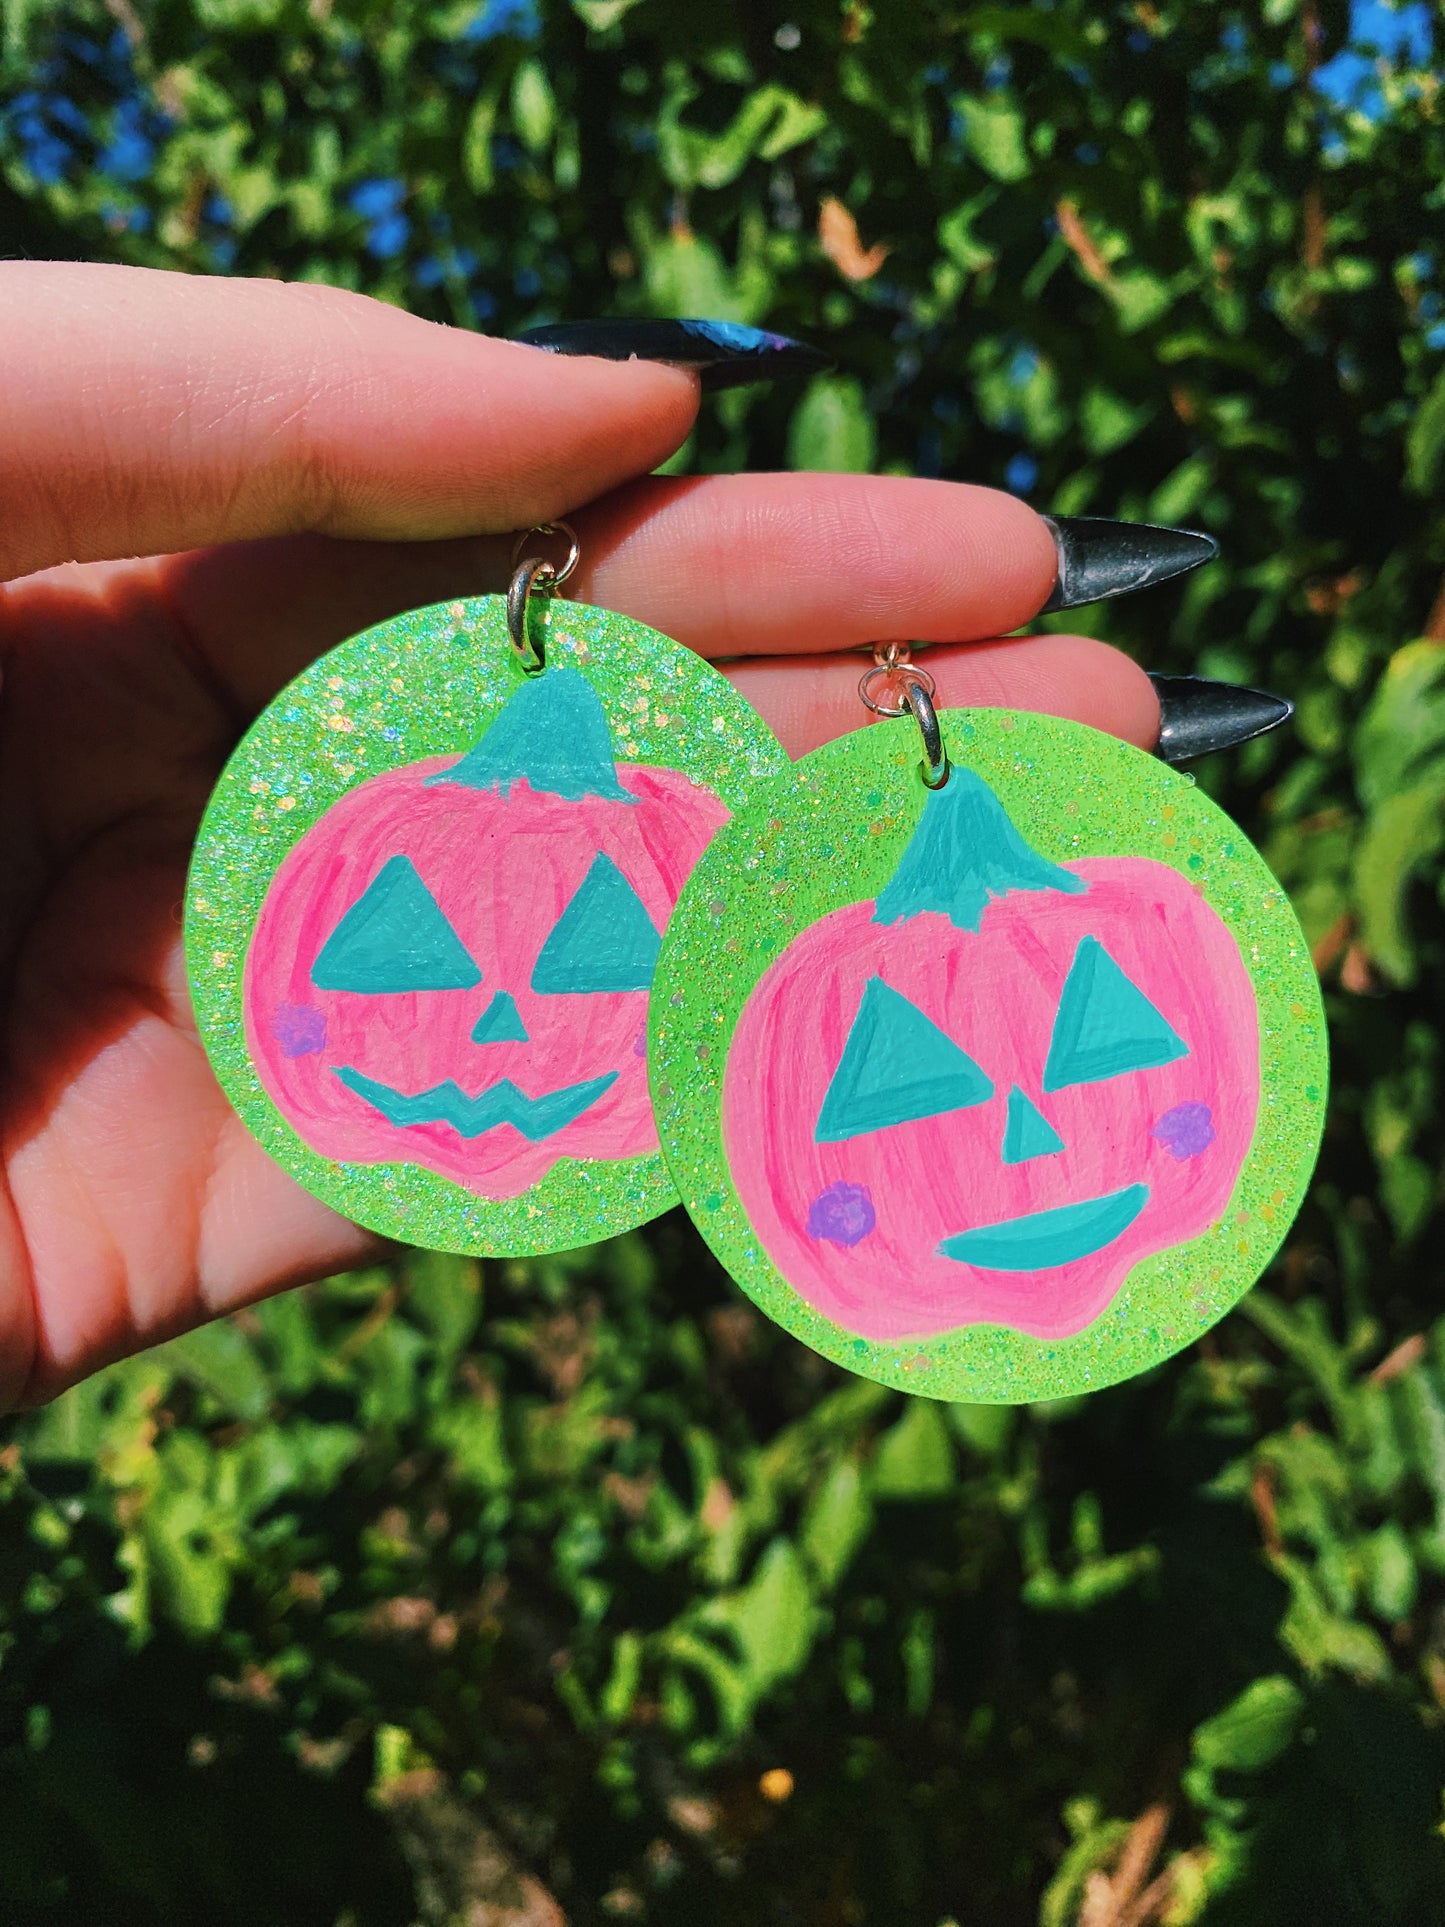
[{"x1": 0, "y1": 552, "x2": 393, "y2": 1404}]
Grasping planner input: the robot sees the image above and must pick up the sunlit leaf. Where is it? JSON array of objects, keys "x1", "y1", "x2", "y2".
[{"x1": 786, "y1": 373, "x2": 877, "y2": 473}]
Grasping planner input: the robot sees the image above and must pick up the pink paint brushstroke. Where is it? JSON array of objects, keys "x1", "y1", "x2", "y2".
[
  {"x1": 722, "y1": 858, "x2": 1260, "y2": 1342},
  {"x1": 246, "y1": 760, "x2": 726, "y2": 1199}
]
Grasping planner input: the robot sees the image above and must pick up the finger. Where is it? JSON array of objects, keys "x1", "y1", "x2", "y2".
[
  {"x1": 152, "y1": 510, "x2": 1155, "y2": 749},
  {"x1": 155, "y1": 470, "x2": 1062, "y2": 715},
  {"x1": 723, "y1": 634, "x2": 1161, "y2": 758},
  {"x1": 572, "y1": 473, "x2": 1060, "y2": 655},
  {"x1": 0, "y1": 263, "x2": 698, "y2": 584}
]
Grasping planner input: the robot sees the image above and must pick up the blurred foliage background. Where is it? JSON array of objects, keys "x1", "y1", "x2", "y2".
[{"x1": 4, "y1": 0, "x2": 1445, "y2": 1920}]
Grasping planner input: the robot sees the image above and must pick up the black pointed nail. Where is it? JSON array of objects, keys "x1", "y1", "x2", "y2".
[
  {"x1": 514, "y1": 317, "x2": 832, "y2": 392},
  {"x1": 1149, "y1": 673, "x2": 1293, "y2": 765},
  {"x1": 1041, "y1": 516, "x2": 1219, "y2": 613}
]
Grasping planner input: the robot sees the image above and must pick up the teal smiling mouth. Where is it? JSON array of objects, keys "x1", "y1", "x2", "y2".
[
  {"x1": 938, "y1": 1184, "x2": 1149, "y2": 1272},
  {"x1": 335, "y1": 1066, "x2": 617, "y2": 1142}
]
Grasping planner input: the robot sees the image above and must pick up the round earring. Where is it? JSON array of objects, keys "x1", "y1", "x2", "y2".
[
  {"x1": 649, "y1": 646, "x2": 1327, "y2": 1403},
  {"x1": 186, "y1": 525, "x2": 785, "y2": 1256}
]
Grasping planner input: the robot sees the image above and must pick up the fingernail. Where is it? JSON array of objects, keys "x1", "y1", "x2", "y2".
[
  {"x1": 1041, "y1": 516, "x2": 1219, "y2": 613},
  {"x1": 1149, "y1": 673, "x2": 1293, "y2": 765},
  {"x1": 515, "y1": 318, "x2": 832, "y2": 392}
]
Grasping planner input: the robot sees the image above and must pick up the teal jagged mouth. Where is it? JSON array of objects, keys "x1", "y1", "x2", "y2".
[
  {"x1": 938, "y1": 1184, "x2": 1149, "y2": 1272},
  {"x1": 335, "y1": 1067, "x2": 617, "y2": 1142}
]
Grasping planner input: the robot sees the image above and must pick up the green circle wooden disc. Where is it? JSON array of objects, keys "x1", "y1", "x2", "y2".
[
  {"x1": 649, "y1": 707, "x2": 1327, "y2": 1403},
  {"x1": 186, "y1": 594, "x2": 784, "y2": 1257}
]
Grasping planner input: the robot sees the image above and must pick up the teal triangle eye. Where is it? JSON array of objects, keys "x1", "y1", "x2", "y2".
[
  {"x1": 1043, "y1": 936, "x2": 1188, "y2": 1092},
  {"x1": 471, "y1": 991, "x2": 528, "y2": 1043},
  {"x1": 311, "y1": 855, "x2": 482, "y2": 993},
  {"x1": 531, "y1": 853, "x2": 661, "y2": 994},
  {"x1": 816, "y1": 977, "x2": 993, "y2": 1144},
  {"x1": 1001, "y1": 1087, "x2": 1064, "y2": 1164}
]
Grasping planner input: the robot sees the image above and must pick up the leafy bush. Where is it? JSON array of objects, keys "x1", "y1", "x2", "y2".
[{"x1": 4, "y1": 1, "x2": 1445, "y2": 1920}]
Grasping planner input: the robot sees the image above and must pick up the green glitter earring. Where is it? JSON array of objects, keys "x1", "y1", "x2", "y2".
[
  {"x1": 185, "y1": 524, "x2": 785, "y2": 1257},
  {"x1": 649, "y1": 649, "x2": 1327, "y2": 1404}
]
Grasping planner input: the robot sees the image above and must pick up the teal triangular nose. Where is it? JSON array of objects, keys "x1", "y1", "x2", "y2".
[
  {"x1": 1001, "y1": 1086, "x2": 1065, "y2": 1165},
  {"x1": 471, "y1": 991, "x2": 529, "y2": 1044}
]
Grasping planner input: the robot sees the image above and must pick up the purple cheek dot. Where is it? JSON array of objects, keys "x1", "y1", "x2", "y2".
[
  {"x1": 807, "y1": 1180, "x2": 876, "y2": 1248},
  {"x1": 1151, "y1": 1101, "x2": 1215, "y2": 1160},
  {"x1": 272, "y1": 1002, "x2": 327, "y2": 1059},
  {"x1": 633, "y1": 1030, "x2": 648, "y2": 1058}
]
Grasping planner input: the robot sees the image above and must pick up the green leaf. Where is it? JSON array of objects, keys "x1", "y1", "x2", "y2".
[
  {"x1": 1354, "y1": 640, "x2": 1445, "y2": 810},
  {"x1": 511, "y1": 60, "x2": 555, "y2": 155},
  {"x1": 703, "y1": 1538, "x2": 814, "y2": 1689},
  {"x1": 957, "y1": 95, "x2": 1029, "y2": 181},
  {"x1": 938, "y1": 192, "x2": 997, "y2": 273},
  {"x1": 800, "y1": 1459, "x2": 871, "y2": 1590},
  {"x1": 404, "y1": 1251, "x2": 482, "y2": 1369},
  {"x1": 948, "y1": 1402, "x2": 1015, "y2": 1457},
  {"x1": 599, "y1": 1630, "x2": 643, "y2": 1725},
  {"x1": 1191, "y1": 1674, "x2": 1304, "y2": 1774},
  {"x1": 1364, "y1": 1521, "x2": 1417, "y2": 1620},
  {"x1": 1147, "y1": 452, "x2": 1213, "y2": 524},
  {"x1": 21, "y1": 1357, "x2": 170, "y2": 1465},
  {"x1": 758, "y1": 91, "x2": 828, "y2": 162},
  {"x1": 660, "y1": 85, "x2": 813, "y2": 192},
  {"x1": 1079, "y1": 385, "x2": 1150, "y2": 456},
  {"x1": 1107, "y1": 270, "x2": 1174, "y2": 333},
  {"x1": 251, "y1": 1291, "x2": 324, "y2": 1396},
  {"x1": 901, "y1": 1606, "x2": 934, "y2": 1717},
  {"x1": 1241, "y1": 1294, "x2": 1356, "y2": 1435},
  {"x1": 1401, "y1": 1368, "x2": 1445, "y2": 1529},
  {"x1": 571, "y1": 0, "x2": 645, "y2": 25},
  {"x1": 1352, "y1": 777, "x2": 1445, "y2": 987},
  {"x1": 642, "y1": 229, "x2": 742, "y2": 320},
  {"x1": 143, "y1": 1439, "x2": 242, "y2": 1637},
  {"x1": 870, "y1": 1399, "x2": 955, "y2": 1499},
  {"x1": 431, "y1": 1392, "x2": 511, "y2": 1490},
  {"x1": 1406, "y1": 366, "x2": 1445, "y2": 494},
  {"x1": 193, "y1": 0, "x2": 286, "y2": 25},
  {"x1": 960, "y1": 6, "x2": 1091, "y2": 57},
  {"x1": 1039, "y1": 1802, "x2": 1131, "y2": 1927},
  {"x1": 463, "y1": 89, "x2": 500, "y2": 195},
  {"x1": 787, "y1": 374, "x2": 877, "y2": 473},
  {"x1": 1380, "y1": 1152, "x2": 1436, "y2": 1242},
  {"x1": 165, "y1": 1321, "x2": 271, "y2": 1424},
  {"x1": 355, "y1": 1318, "x2": 430, "y2": 1428}
]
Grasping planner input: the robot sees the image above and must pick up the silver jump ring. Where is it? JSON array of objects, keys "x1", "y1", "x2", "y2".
[
  {"x1": 858, "y1": 661, "x2": 938, "y2": 718},
  {"x1": 903, "y1": 679, "x2": 949, "y2": 789},
  {"x1": 505, "y1": 519, "x2": 581, "y2": 672},
  {"x1": 511, "y1": 519, "x2": 580, "y2": 588},
  {"x1": 506, "y1": 554, "x2": 554, "y2": 671}
]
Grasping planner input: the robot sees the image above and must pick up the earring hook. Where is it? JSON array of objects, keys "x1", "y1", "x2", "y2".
[
  {"x1": 858, "y1": 641, "x2": 950, "y2": 789},
  {"x1": 505, "y1": 520, "x2": 580, "y2": 672}
]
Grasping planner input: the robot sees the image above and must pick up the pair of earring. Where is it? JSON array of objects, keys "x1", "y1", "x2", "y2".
[{"x1": 186, "y1": 510, "x2": 1324, "y2": 1405}]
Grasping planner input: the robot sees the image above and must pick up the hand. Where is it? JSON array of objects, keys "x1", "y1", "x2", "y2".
[{"x1": 0, "y1": 263, "x2": 1154, "y2": 1406}]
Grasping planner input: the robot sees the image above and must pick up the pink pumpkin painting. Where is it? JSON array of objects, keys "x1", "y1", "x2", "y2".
[
  {"x1": 246, "y1": 668, "x2": 727, "y2": 1200},
  {"x1": 721, "y1": 768, "x2": 1260, "y2": 1342}
]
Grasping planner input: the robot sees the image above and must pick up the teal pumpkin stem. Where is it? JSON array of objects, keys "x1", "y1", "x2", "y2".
[
  {"x1": 427, "y1": 666, "x2": 633, "y2": 802},
  {"x1": 872, "y1": 766, "x2": 1087, "y2": 932}
]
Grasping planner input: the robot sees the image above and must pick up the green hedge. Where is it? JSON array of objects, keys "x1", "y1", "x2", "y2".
[{"x1": 4, "y1": 2, "x2": 1445, "y2": 1920}]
